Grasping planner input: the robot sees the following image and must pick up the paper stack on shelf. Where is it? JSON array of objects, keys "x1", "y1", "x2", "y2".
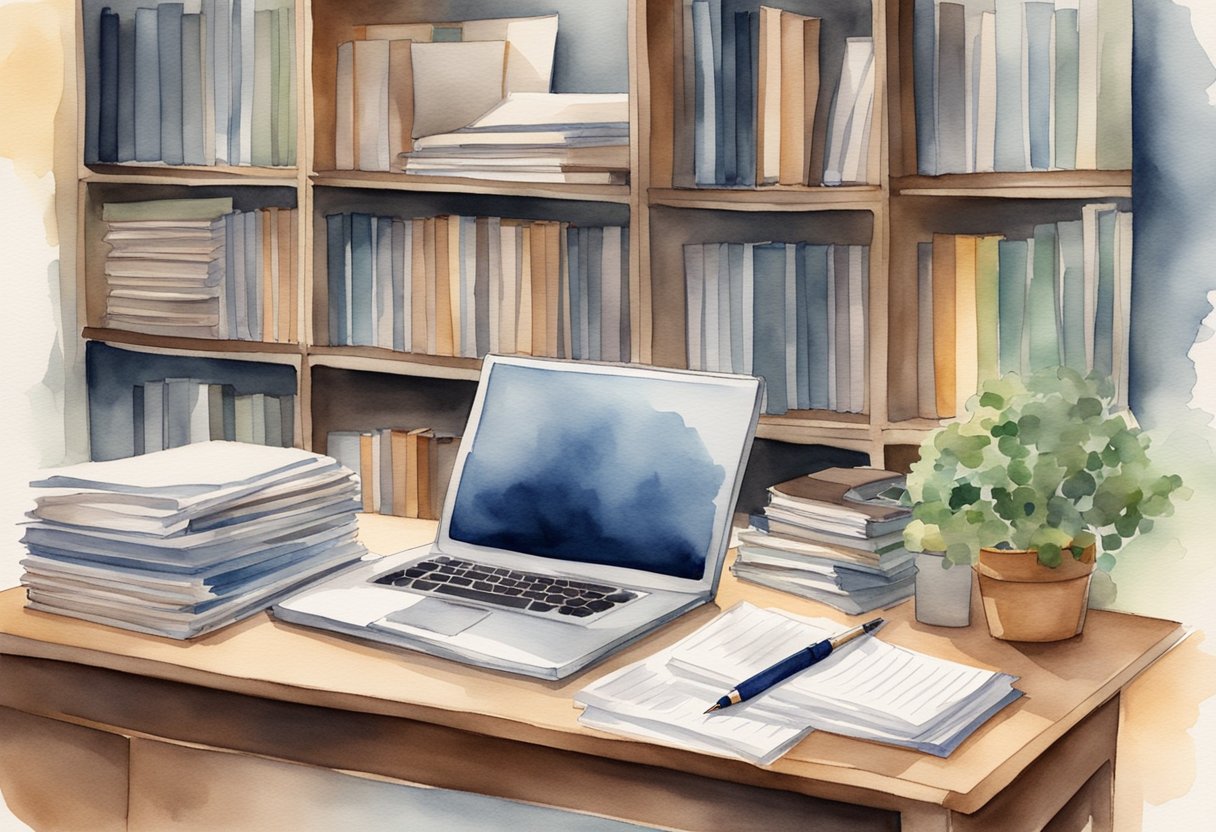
[
  {"x1": 576, "y1": 602, "x2": 1021, "y2": 763},
  {"x1": 400, "y1": 93, "x2": 630, "y2": 184},
  {"x1": 735, "y1": 468, "x2": 916, "y2": 615},
  {"x1": 20, "y1": 442, "x2": 366, "y2": 639}
]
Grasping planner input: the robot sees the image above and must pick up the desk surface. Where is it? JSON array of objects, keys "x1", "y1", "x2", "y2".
[{"x1": 0, "y1": 515, "x2": 1184, "y2": 816}]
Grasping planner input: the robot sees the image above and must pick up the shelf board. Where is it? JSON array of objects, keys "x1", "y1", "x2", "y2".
[
  {"x1": 82, "y1": 328, "x2": 303, "y2": 360},
  {"x1": 311, "y1": 171, "x2": 633, "y2": 204},
  {"x1": 892, "y1": 170, "x2": 1131, "y2": 199},
  {"x1": 755, "y1": 412, "x2": 873, "y2": 450},
  {"x1": 83, "y1": 164, "x2": 299, "y2": 187},
  {"x1": 648, "y1": 186, "x2": 883, "y2": 212},
  {"x1": 308, "y1": 346, "x2": 483, "y2": 381}
]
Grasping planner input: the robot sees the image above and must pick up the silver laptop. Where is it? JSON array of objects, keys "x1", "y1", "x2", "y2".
[{"x1": 274, "y1": 355, "x2": 762, "y2": 679}]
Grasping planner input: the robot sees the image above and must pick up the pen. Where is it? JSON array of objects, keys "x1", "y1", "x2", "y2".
[{"x1": 704, "y1": 618, "x2": 885, "y2": 713}]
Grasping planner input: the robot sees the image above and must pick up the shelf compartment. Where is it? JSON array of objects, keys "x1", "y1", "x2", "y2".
[
  {"x1": 648, "y1": 186, "x2": 883, "y2": 212},
  {"x1": 312, "y1": 171, "x2": 632, "y2": 204},
  {"x1": 892, "y1": 171, "x2": 1132, "y2": 199}
]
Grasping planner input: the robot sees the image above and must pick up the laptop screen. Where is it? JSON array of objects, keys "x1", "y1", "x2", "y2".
[{"x1": 444, "y1": 359, "x2": 761, "y2": 581}]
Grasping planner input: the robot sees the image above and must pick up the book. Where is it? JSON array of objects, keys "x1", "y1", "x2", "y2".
[
  {"x1": 931, "y1": 233, "x2": 957, "y2": 419},
  {"x1": 748, "y1": 513, "x2": 906, "y2": 554},
  {"x1": 1028, "y1": 223, "x2": 1060, "y2": 370},
  {"x1": 935, "y1": 3, "x2": 966, "y2": 174},
  {"x1": 993, "y1": 0, "x2": 1026, "y2": 171},
  {"x1": 1023, "y1": 1, "x2": 1054, "y2": 171},
  {"x1": 181, "y1": 13, "x2": 206, "y2": 166},
  {"x1": 756, "y1": 5, "x2": 781, "y2": 185},
  {"x1": 729, "y1": 563, "x2": 915, "y2": 615},
  {"x1": 1096, "y1": 0, "x2": 1132, "y2": 169},
  {"x1": 778, "y1": 11, "x2": 819, "y2": 186},
  {"x1": 953, "y1": 235, "x2": 979, "y2": 415},
  {"x1": 159, "y1": 3, "x2": 186, "y2": 166},
  {"x1": 691, "y1": 0, "x2": 718, "y2": 187},
  {"x1": 133, "y1": 7, "x2": 161, "y2": 162},
  {"x1": 767, "y1": 468, "x2": 911, "y2": 539},
  {"x1": 1054, "y1": 7, "x2": 1080, "y2": 170},
  {"x1": 752, "y1": 242, "x2": 787, "y2": 415},
  {"x1": 1057, "y1": 220, "x2": 1087, "y2": 371},
  {"x1": 912, "y1": 0, "x2": 937, "y2": 174},
  {"x1": 997, "y1": 239, "x2": 1028, "y2": 375}
]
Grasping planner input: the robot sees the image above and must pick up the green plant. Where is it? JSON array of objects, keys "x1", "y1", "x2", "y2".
[{"x1": 903, "y1": 368, "x2": 1186, "y2": 569}]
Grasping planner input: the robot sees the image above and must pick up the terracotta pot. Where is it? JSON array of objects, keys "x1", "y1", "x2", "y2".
[{"x1": 975, "y1": 545, "x2": 1096, "y2": 642}]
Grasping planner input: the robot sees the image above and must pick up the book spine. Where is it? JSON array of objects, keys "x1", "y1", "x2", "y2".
[
  {"x1": 212, "y1": 0, "x2": 231, "y2": 165},
  {"x1": 133, "y1": 8, "x2": 161, "y2": 162},
  {"x1": 413, "y1": 218, "x2": 429, "y2": 353},
  {"x1": 1023, "y1": 2, "x2": 1053, "y2": 171},
  {"x1": 98, "y1": 7, "x2": 120, "y2": 163},
  {"x1": 1093, "y1": 207, "x2": 1118, "y2": 377},
  {"x1": 778, "y1": 12, "x2": 807, "y2": 186},
  {"x1": 994, "y1": 0, "x2": 1026, "y2": 171},
  {"x1": 932, "y1": 234, "x2": 957, "y2": 418},
  {"x1": 1057, "y1": 219, "x2": 1087, "y2": 371},
  {"x1": 238, "y1": 0, "x2": 255, "y2": 165},
  {"x1": 734, "y1": 11, "x2": 756, "y2": 187},
  {"x1": 1075, "y1": 0, "x2": 1099, "y2": 169},
  {"x1": 975, "y1": 11, "x2": 998, "y2": 174},
  {"x1": 392, "y1": 219, "x2": 407, "y2": 351},
  {"x1": 349, "y1": 213, "x2": 374, "y2": 346},
  {"x1": 158, "y1": 4, "x2": 185, "y2": 166},
  {"x1": 954, "y1": 235, "x2": 978, "y2": 414},
  {"x1": 475, "y1": 217, "x2": 492, "y2": 357},
  {"x1": 974, "y1": 235, "x2": 1001, "y2": 385},
  {"x1": 375, "y1": 216, "x2": 394, "y2": 349},
  {"x1": 602, "y1": 226, "x2": 624, "y2": 363},
  {"x1": 833, "y1": 245, "x2": 851, "y2": 412},
  {"x1": 753, "y1": 243, "x2": 788, "y2": 414},
  {"x1": 1096, "y1": 0, "x2": 1132, "y2": 169},
  {"x1": 727, "y1": 241, "x2": 745, "y2": 373},
  {"x1": 912, "y1": 0, "x2": 937, "y2": 175},
  {"x1": 721, "y1": 1, "x2": 737, "y2": 186},
  {"x1": 849, "y1": 245, "x2": 867, "y2": 413},
  {"x1": 794, "y1": 244, "x2": 810, "y2": 410},
  {"x1": 691, "y1": 0, "x2": 718, "y2": 186},
  {"x1": 1028, "y1": 223, "x2": 1061, "y2": 370},
  {"x1": 117, "y1": 14, "x2": 137, "y2": 161},
  {"x1": 181, "y1": 13, "x2": 205, "y2": 166},
  {"x1": 997, "y1": 239, "x2": 1028, "y2": 376},
  {"x1": 916, "y1": 242, "x2": 937, "y2": 419},
  {"x1": 804, "y1": 244, "x2": 830, "y2": 410},
  {"x1": 757, "y1": 6, "x2": 782, "y2": 185},
  {"x1": 251, "y1": 10, "x2": 274, "y2": 166},
  {"x1": 1053, "y1": 8, "x2": 1080, "y2": 170},
  {"x1": 935, "y1": 3, "x2": 967, "y2": 174},
  {"x1": 326, "y1": 214, "x2": 348, "y2": 345}
]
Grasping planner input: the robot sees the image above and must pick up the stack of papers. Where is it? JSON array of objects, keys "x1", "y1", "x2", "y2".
[
  {"x1": 20, "y1": 443, "x2": 367, "y2": 639},
  {"x1": 576, "y1": 602, "x2": 1021, "y2": 765},
  {"x1": 401, "y1": 93, "x2": 630, "y2": 184}
]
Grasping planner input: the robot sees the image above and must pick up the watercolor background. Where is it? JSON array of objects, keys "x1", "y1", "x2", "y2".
[{"x1": 0, "y1": 0, "x2": 1215, "y2": 829}]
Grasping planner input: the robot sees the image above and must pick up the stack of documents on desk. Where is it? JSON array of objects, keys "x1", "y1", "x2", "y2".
[
  {"x1": 736, "y1": 468, "x2": 916, "y2": 615},
  {"x1": 401, "y1": 93, "x2": 630, "y2": 184},
  {"x1": 576, "y1": 603, "x2": 1020, "y2": 764},
  {"x1": 20, "y1": 442, "x2": 366, "y2": 639}
]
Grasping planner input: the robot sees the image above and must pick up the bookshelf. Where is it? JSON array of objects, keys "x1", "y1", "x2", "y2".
[{"x1": 71, "y1": 0, "x2": 1134, "y2": 474}]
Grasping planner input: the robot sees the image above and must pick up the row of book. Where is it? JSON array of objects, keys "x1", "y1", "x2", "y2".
[
  {"x1": 901, "y1": 205, "x2": 1132, "y2": 422},
  {"x1": 21, "y1": 443, "x2": 365, "y2": 638},
  {"x1": 133, "y1": 378, "x2": 296, "y2": 455},
  {"x1": 674, "y1": 2, "x2": 874, "y2": 188},
  {"x1": 102, "y1": 198, "x2": 298, "y2": 342},
  {"x1": 735, "y1": 467, "x2": 916, "y2": 616},
  {"x1": 913, "y1": 0, "x2": 1131, "y2": 175},
  {"x1": 327, "y1": 429, "x2": 461, "y2": 521},
  {"x1": 89, "y1": 1, "x2": 296, "y2": 167},
  {"x1": 685, "y1": 242, "x2": 868, "y2": 415},
  {"x1": 325, "y1": 213, "x2": 631, "y2": 362}
]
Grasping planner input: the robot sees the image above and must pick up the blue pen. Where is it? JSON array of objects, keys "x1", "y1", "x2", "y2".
[{"x1": 704, "y1": 618, "x2": 885, "y2": 713}]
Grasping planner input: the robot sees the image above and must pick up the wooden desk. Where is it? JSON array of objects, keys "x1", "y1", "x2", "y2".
[{"x1": 0, "y1": 516, "x2": 1184, "y2": 831}]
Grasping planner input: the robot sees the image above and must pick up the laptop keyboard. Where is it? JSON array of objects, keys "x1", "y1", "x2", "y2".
[{"x1": 373, "y1": 555, "x2": 643, "y2": 621}]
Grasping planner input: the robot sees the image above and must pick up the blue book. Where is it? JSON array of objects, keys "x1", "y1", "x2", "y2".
[
  {"x1": 912, "y1": 0, "x2": 936, "y2": 174},
  {"x1": 794, "y1": 245, "x2": 811, "y2": 410},
  {"x1": 994, "y1": 0, "x2": 1026, "y2": 171},
  {"x1": 1028, "y1": 224, "x2": 1060, "y2": 370},
  {"x1": 734, "y1": 11, "x2": 756, "y2": 187},
  {"x1": 375, "y1": 216, "x2": 394, "y2": 349},
  {"x1": 1054, "y1": 8, "x2": 1080, "y2": 170},
  {"x1": 1094, "y1": 210, "x2": 1118, "y2": 377},
  {"x1": 211, "y1": 0, "x2": 231, "y2": 164},
  {"x1": 1057, "y1": 220, "x2": 1086, "y2": 370},
  {"x1": 834, "y1": 245, "x2": 852, "y2": 412},
  {"x1": 721, "y1": 1, "x2": 736, "y2": 185},
  {"x1": 392, "y1": 220, "x2": 406, "y2": 351},
  {"x1": 709, "y1": 0, "x2": 725, "y2": 185},
  {"x1": 752, "y1": 243, "x2": 788, "y2": 414},
  {"x1": 692, "y1": 1, "x2": 718, "y2": 186},
  {"x1": 181, "y1": 13, "x2": 205, "y2": 166},
  {"x1": 98, "y1": 7, "x2": 120, "y2": 163},
  {"x1": 350, "y1": 213, "x2": 374, "y2": 346},
  {"x1": 588, "y1": 227, "x2": 604, "y2": 362},
  {"x1": 935, "y1": 3, "x2": 967, "y2": 173},
  {"x1": 728, "y1": 242, "x2": 745, "y2": 372},
  {"x1": 803, "y1": 244, "x2": 830, "y2": 409},
  {"x1": 618, "y1": 226, "x2": 631, "y2": 355},
  {"x1": 158, "y1": 3, "x2": 185, "y2": 166},
  {"x1": 326, "y1": 214, "x2": 348, "y2": 346},
  {"x1": 997, "y1": 239, "x2": 1028, "y2": 375},
  {"x1": 1023, "y1": 2, "x2": 1054, "y2": 171},
  {"x1": 117, "y1": 14, "x2": 136, "y2": 161},
  {"x1": 133, "y1": 7, "x2": 161, "y2": 162},
  {"x1": 475, "y1": 218, "x2": 491, "y2": 358}
]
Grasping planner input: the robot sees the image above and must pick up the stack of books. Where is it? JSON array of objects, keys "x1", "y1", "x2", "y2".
[
  {"x1": 906, "y1": 205, "x2": 1133, "y2": 421},
  {"x1": 325, "y1": 212, "x2": 630, "y2": 361},
  {"x1": 735, "y1": 468, "x2": 915, "y2": 615},
  {"x1": 672, "y1": 2, "x2": 874, "y2": 187},
  {"x1": 327, "y1": 429, "x2": 461, "y2": 520},
  {"x1": 576, "y1": 602, "x2": 1020, "y2": 763},
  {"x1": 402, "y1": 93, "x2": 630, "y2": 185},
  {"x1": 684, "y1": 242, "x2": 867, "y2": 414},
  {"x1": 913, "y1": 0, "x2": 1130, "y2": 175},
  {"x1": 20, "y1": 443, "x2": 365, "y2": 638},
  {"x1": 134, "y1": 378, "x2": 295, "y2": 454},
  {"x1": 89, "y1": 0, "x2": 296, "y2": 166},
  {"x1": 102, "y1": 197, "x2": 298, "y2": 343}
]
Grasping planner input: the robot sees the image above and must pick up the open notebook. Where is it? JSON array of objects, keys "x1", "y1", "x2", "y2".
[{"x1": 575, "y1": 602, "x2": 1021, "y2": 764}]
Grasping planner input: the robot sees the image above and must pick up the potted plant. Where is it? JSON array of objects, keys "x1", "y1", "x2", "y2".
[{"x1": 903, "y1": 368, "x2": 1185, "y2": 641}]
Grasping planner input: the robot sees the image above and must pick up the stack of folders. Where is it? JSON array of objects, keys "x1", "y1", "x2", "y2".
[
  {"x1": 327, "y1": 429, "x2": 461, "y2": 520},
  {"x1": 735, "y1": 468, "x2": 915, "y2": 615},
  {"x1": 402, "y1": 94, "x2": 630, "y2": 184},
  {"x1": 20, "y1": 443, "x2": 366, "y2": 639},
  {"x1": 576, "y1": 602, "x2": 1021, "y2": 764}
]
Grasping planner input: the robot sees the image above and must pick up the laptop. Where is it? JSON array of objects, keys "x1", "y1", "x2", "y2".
[{"x1": 274, "y1": 355, "x2": 762, "y2": 679}]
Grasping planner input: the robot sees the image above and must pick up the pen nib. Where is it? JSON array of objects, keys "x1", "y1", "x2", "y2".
[{"x1": 703, "y1": 704, "x2": 721, "y2": 714}]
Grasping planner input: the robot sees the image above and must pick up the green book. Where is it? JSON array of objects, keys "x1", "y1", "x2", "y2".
[
  {"x1": 1056, "y1": 220, "x2": 1086, "y2": 371},
  {"x1": 269, "y1": 8, "x2": 281, "y2": 166},
  {"x1": 251, "y1": 10, "x2": 274, "y2": 166},
  {"x1": 1028, "y1": 224, "x2": 1061, "y2": 370},
  {"x1": 997, "y1": 240, "x2": 1028, "y2": 375},
  {"x1": 102, "y1": 198, "x2": 233, "y2": 222},
  {"x1": 975, "y1": 236, "x2": 1002, "y2": 383},
  {"x1": 1096, "y1": 0, "x2": 1132, "y2": 169},
  {"x1": 1053, "y1": 8, "x2": 1079, "y2": 169}
]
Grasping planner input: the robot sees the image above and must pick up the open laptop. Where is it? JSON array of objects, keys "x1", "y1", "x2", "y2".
[{"x1": 274, "y1": 355, "x2": 762, "y2": 679}]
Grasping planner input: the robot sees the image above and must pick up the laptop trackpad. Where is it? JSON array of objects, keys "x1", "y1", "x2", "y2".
[{"x1": 381, "y1": 598, "x2": 491, "y2": 636}]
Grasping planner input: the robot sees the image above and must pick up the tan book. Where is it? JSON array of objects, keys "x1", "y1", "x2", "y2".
[
  {"x1": 932, "y1": 234, "x2": 957, "y2": 419},
  {"x1": 276, "y1": 207, "x2": 291, "y2": 343},
  {"x1": 335, "y1": 42, "x2": 354, "y2": 169},
  {"x1": 353, "y1": 40, "x2": 391, "y2": 171},
  {"x1": 778, "y1": 11, "x2": 807, "y2": 186},
  {"x1": 433, "y1": 216, "x2": 454, "y2": 355},
  {"x1": 388, "y1": 429, "x2": 408, "y2": 516},
  {"x1": 757, "y1": 6, "x2": 783, "y2": 185},
  {"x1": 414, "y1": 428, "x2": 434, "y2": 520},
  {"x1": 953, "y1": 236, "x2": 979, "y2": 416},
  {"x1": 448, "y1": 215, "x2": 463, "y2": 356},
  {"x1": 545, "y1": 221, "x2": 561, "y2": 356},
  {"x1": 262, "y1": 209, "x2": 275, "y2": 342},
  {"x1": 530, "y1": 222, "x2": 547, "y2": 356},
  {"x1": 411, "y1": 217, "x2": 428, "y2": 353},
  {"x1": 424, "y1": 217, "x2": 439, "y2": 355},
  {"x1": 517, "y1": 222, "x2": 533, "y2": 354},
  {"x1": 358, "y1": 432, "x2": 375, "y2": 513},
  {"x1": 801, "y1": 18, "x2": 822, "y2": 185},
  {"x1": 388, "y1": 41, "x2": 415, "y2": 159}
]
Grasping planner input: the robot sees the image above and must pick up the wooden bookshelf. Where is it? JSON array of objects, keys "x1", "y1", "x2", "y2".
[{"x1": 69, "y1": 0, "x2": 1134, "y2": 471}]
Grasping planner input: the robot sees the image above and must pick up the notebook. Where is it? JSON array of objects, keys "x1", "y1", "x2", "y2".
[{"x1": 274, "y1": 355, "x2": 763, "y2": 679}]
